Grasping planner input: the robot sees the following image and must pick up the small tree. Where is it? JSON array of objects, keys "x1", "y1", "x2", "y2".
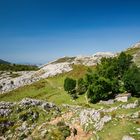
[{"x1": 64, "y1": 77, "x2": 77, "y2": 99}]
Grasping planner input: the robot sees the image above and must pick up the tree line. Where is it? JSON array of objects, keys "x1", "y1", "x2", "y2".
[
  {"x1": 0, "y1": 63, "x2": 39, "y2": 71},
  {"x1": 64, "y1": 52, "x2": 140, "y2": 103}
]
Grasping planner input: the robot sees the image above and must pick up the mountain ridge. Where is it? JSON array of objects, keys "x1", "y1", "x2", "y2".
[{"x1": 0, "y1": 59, "x2": 10, "y2": 64}]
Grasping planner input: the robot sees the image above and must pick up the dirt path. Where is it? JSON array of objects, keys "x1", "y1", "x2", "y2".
[
  {"x1": 66, "y1": 122, "x2": 93, "y2": 140},
  {"x1": 49, "y1": 111, "x2": 73, "y2": 125},
  {"x1": 49, "y1": 111, "x2": 93, "y2": 140}
]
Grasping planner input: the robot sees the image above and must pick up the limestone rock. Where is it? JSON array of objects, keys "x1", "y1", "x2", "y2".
[
  {"x1": 115, "y1": 93, "x2": 131, "y2": 102},
  {"x1": 121, "y1": 100, "x2": 138, "y2": 109},
  {"x1": 94, "y1": 115, "x2": 112, "y2": 131},
  {"x1": 122, "y1": 135, "x2": 135, "y2": 140},
  {"x1": 79, "y1": 109, "x2": 100, "y2": 125},
  {"x1": 19, "y1": 98, "x2": 42, "y2": 106},
  {"x1": 99, "y1": 99, "x2": 114, "y2": 105}
]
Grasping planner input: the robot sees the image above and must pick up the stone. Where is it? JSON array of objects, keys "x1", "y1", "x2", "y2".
[
  {"x1": 99, "y1": 99, "x2": 114, "y2": 105},
  {"x1": 79, "y1": 109, "x2": 100, "y2": 125},
  {"x1": 0, "y1": 109, "x2": 12, "y2": 117},
  {"x1": 0, "y1": 136, "x2": 6, "y2": 140},
  {"x1": 41, "y1": 129, "x2": 47, "y2": 138},
  {"x1": 122, "y1": 135, "x2": 135, "y2": 140},
  {"x1": 131, "y1": 111, "x2": 140, "y2": 118},
  {"x1": 115, "y1": 93, "x2": 131, "y2": 102},
  {"x1": 94, "y1": 115, "x2": 112, "y2": 131},
  {"x1": 23, "y1": 136, "x2": 33, "y2": 140},
  {"x1": 41, "y1": 102, "x2": 55, "y2": 110},
  {"x1": 19, "y1": 98, "x2": 42, "y2": 106},
  {"x1": 20, "y1": 121, "x2": 28, "y2": 131},
  {"x1": 121, "y1": 100, "x2": 138, "y2": 109},
  {"x1": 136, "y1": 128, "x2": 140, "y2": 131},
  {"x1": 33, "y1": 112, "x2": 39, "y2": 120},
  {"x1": 0, "y1": 101, "x2": 14, "y2": 109},
  {"x1": 103, "y1": 106, "x2": 118, "y2": 113}
]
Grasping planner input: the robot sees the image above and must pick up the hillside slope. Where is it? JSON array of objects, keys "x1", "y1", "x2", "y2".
[
  {"x1": 0, "y1": 59, "x2": 10, "y2": 64},
  {"x1": 0, "y1": 65, "x2": 92, "y2": 104},
  {"x1": 0, "y1": 42, "x2": 140, "y2": 140},
  {"x1": 125, "y1": 42, "x2": 140, "y2": 66}
]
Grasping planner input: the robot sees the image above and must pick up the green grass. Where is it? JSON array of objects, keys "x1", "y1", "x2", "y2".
[
  {"x1": 96, "y1": 118, "x2": 140, "y2": 140},
  {"x1": 0, "y1": 65, "x2": 94, "y2": 105}
]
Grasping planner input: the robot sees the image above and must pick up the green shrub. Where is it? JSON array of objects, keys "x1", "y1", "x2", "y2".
[
  {"x1": 64, "y1": 77, "x2": 76, "y2": 93},
  {"x1": 77, "y1": 78, "x2": 87, "y2": 95},
  {"x1": 64, "y1": 77, "x2": 77, "y2": 99},
  {"x1": 123, "y1": 65, "x2": 140, "y2": 97}
]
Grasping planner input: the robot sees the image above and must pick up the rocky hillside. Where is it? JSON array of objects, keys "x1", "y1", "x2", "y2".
[
  {"x1": 0, "y1": 52, "x2": 114, "y2": 94},
  {"x1": 0, "y1": 63, "x2": 72, "y2": 94},
  {"x1": 51, "y1": 52, "x2": 115, "y2": 66},
  {"x1": 1, "y1": 41, "x2": 140, "y2": 95},
  {"x1": 0, "y1": 97, "x2": 140, "y2": 140}
]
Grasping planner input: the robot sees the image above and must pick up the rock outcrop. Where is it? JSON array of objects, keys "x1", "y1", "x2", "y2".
[{"x1": 53, "y1": 52, "x2": 115, "y2": 66}]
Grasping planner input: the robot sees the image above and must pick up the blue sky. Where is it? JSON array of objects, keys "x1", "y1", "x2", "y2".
[{"x1": 0, "y1": 0, "x2": 140, "y2": 64}]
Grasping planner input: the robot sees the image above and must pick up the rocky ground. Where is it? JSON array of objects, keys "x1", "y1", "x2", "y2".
[{"x1": 0, "y1": 98, "x2": 139, "y2": 140}]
